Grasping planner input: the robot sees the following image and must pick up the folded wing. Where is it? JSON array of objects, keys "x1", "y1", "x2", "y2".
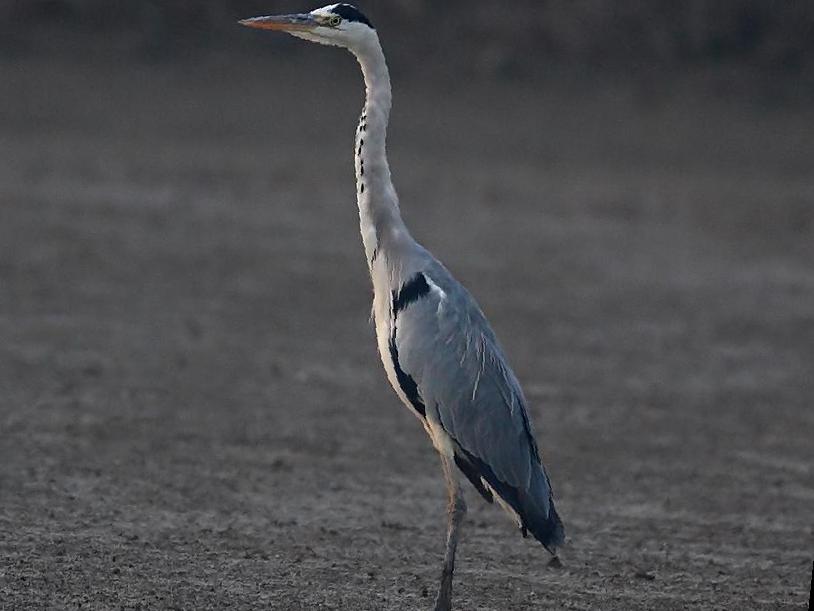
[{"x1": 391, "y1": 267, "x2": 564, "y2": 551}]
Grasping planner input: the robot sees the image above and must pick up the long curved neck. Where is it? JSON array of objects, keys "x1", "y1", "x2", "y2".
[{"x1": 351, "y1": 35, "x2": 409, "y2": 268}]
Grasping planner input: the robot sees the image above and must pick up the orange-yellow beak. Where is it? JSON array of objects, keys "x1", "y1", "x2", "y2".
[{"x1": 238, "y1": 14, "x2": 319, "y2": 32}]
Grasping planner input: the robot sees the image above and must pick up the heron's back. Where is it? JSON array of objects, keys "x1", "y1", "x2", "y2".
[{"x1": 374, "y1": 245, "x2": 565, "y2": 551}]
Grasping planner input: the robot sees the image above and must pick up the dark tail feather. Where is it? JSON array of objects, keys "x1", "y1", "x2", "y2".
[
  {"x1": 522, "y1": 491, "x2": 565, "y2": 553},
  {"x1": 516, "y1": 465, "x2": 565, "y2": 552},
  {"x1": 454, "y1": 447, "x2": 565, "y2": 551}
]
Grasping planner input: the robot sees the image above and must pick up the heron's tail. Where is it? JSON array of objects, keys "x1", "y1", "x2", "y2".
[
  {"x1": 513, "y1": 467, "x2": 565, "y2": 553},
  {"x1": 455, "y1": 448, "x2": 565, "y2": 552},
  {"x1": 524, "y1": 492, "x2": 565, "y2": 553}
]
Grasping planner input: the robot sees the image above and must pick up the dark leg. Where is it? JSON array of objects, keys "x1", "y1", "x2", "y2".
[{"x1": 434, "y1": 454, "x2": 467, "y2": 611}]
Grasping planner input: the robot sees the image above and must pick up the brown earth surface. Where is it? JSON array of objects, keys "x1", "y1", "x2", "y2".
[{"x1": 1, "y1": 52, "x2": 812, "y2": 610}]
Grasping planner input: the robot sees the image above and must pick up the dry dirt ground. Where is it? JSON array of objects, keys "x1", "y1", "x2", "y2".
[{"x1": 1, "y1": 53, "x2": 812, "y2": 610}]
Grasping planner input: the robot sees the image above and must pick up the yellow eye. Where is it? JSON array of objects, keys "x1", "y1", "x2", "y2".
[{"x1": 329, "y1": 15, "x2": 341, "y2": 27}]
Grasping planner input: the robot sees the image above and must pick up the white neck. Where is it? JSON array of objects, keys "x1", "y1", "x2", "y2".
[{"x1": 350, "y1": 35, "x2": 409, "y2": 267}]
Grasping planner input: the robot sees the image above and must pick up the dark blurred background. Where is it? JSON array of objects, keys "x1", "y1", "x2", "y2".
[{"x1": 3, "y1": 0, "x2": 814, "y2": 79}]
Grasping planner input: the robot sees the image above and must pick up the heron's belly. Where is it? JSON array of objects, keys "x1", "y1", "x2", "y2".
[
  {"x1": 370, "y1": 290, "x2": 428, "y2": 426},
  {"x1": 372, "y1": 297, "x2": 402, "y2": 402}
]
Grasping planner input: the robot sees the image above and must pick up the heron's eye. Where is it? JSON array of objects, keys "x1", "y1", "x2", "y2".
[{"x1": 328, "y1": 15, "x2": 342, "y2": 27}]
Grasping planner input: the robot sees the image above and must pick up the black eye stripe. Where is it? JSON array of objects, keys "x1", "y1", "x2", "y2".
[{"x1": 331, "y1": 4, "x2": 374, "y2": 28}]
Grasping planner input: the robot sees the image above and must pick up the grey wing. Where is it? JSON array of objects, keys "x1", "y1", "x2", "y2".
[{"x1": 392, "y1": 269, "x2": 564, "y2": 551}]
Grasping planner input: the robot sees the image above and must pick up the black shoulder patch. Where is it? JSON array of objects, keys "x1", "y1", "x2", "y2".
[
  {"x1": 392, "y1": 273, "x2": 431, "y2": 315},
  {"x1": 332, "y1": 4, "x2": 374, "y2": 28}
]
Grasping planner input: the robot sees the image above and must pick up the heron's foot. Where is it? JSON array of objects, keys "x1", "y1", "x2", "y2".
[
  {"x1": 432, "y1": 568, "x2": 453, "y2": 611},
  {"x1": 432, "y1": 590, "x2": 451, "y2": 611}
]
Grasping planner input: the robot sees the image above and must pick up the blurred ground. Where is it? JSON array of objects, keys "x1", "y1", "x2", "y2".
[{"x1": 1, "y1": 36, "x2": 813, "y2": 611}]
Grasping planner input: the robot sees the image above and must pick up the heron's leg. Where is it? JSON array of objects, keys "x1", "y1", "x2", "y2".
[{"x1": 433, "y1": 453, "x2": 467, "y2": 611}]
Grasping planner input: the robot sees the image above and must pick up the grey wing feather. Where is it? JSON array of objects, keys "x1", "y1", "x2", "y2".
[{"x1": 393, "y1": 263, "x2": 564, "y2": 550}]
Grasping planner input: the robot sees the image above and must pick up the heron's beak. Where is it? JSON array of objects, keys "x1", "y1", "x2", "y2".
[{"x1": 238, "y1": 14, "x2": 319, "y2": 33}]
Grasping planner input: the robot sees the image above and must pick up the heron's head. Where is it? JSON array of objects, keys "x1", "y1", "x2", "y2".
[{"x1": 239, "y1": 4, "x2": 375, "y2": 50}]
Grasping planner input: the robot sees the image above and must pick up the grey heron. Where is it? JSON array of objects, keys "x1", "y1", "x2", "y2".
[{"x1": 240, "y1": 5, "x2": 565, "y2": 609}]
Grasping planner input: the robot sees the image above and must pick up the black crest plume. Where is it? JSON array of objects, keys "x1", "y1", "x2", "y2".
[{"x1": 331, "y1": 4, "x2": 374, "y2": 28}]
